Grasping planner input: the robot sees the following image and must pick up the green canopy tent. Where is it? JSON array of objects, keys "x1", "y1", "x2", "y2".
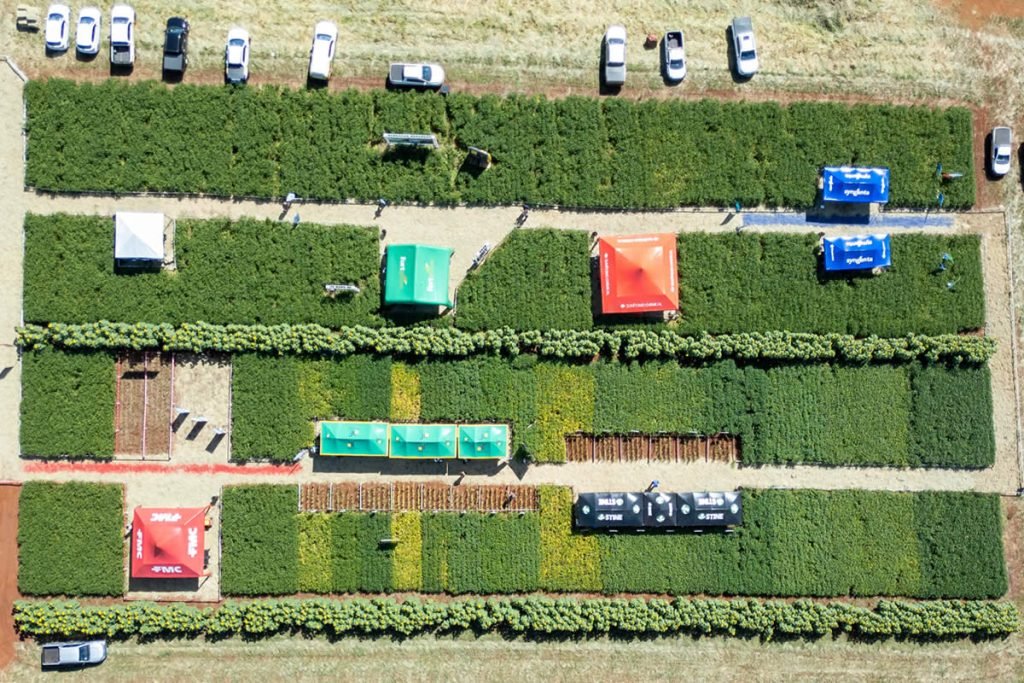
[
  {"x1": 319, "y1": 421, "x2": 389, "y2": 457},
  {"x1": 389, "y1": 424, "x2": 457, "y2": 459},
  {"x1": 458, "y1": 424, "x2": 509, "y2": 459},
  {"x1": 384, "y1": 244, "x2": 453, "y2": 307}
]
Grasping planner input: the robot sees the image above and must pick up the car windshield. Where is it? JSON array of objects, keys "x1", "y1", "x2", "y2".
[
  {"x1": 229, "y1": 38, "x2": 245, "y2": 47},
  {"x1": 740, "y1": 49, "x2": 756, "y2": 60},
  {"x1": 113, "y1": 17, "x2": 127, "y2": 24},
  {"x1": 78, "y1": 645, "x2": 90, "y2": 662},
  {"x1": 316, "y1": 33, "x2": 331, "y2": 41},
  {"x1": 422, "y1": 66, "x2": 432, "y2": 80},
  {"x1": 49, "y1": 12, "x2": 63, "y2": 20},
  {"x1": 670, "y1": 58, "x2": 683, "y2": 68},
  {"x1": 996, "y1": 152, "x2": 1010, "y2": 162},
  {"x1": 80, "y1": 17, "x2": 94, "y2": 25}
]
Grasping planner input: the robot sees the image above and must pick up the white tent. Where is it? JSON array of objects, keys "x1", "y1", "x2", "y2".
[{"x1": 115, "y1": 212, "x2": 165, "y2": 264}]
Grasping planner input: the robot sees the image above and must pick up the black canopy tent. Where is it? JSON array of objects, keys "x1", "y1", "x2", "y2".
[
  {"x1": 574, "y1": 492, "x2": 644, "y2": 529},
  {"x1": 643, "y1": 492, "x2": 676, "y2": 528},
  {"x1": 678, "y1": 491, "x2": 743, "y2": 527}
]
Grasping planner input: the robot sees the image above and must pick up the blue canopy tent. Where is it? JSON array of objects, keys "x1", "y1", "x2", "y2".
[
  {"x1": 823, "y1": 234, "x2": 891, "y2": 272},
  {"x1": 821, "y1": 167, "x2": 890, "y2": 203}
]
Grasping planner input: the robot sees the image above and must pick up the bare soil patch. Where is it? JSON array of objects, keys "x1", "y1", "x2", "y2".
[
  {"x1": 0, "y1": 484, "x2": 19, "y2": 671},
  {"x1": 935, "y1": 0, "x2": 1024, "y2": 30},
  {"x1": 114, "y1": 352, "x2": 172, "y2": 459}
]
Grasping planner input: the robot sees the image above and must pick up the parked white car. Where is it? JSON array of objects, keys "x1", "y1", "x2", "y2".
[
  {"x1": 990, "y1": 126, "x2": 1013, "y2": 177},
  {"x1": 75, "y1": 7, "x2": 102, "y2": 55},
  {"x1": 387, "y1": 62, "x2": 445, "y2": 89},
  {"x1": 225, "y1": 28, "x2": 251, "y2": 84},
  {"x1": 602, "y1": 24, "x2": 626, "y2": 86},
  {"x1": 731, "y1": 16, "x2": 759, "y2": 77},
  {"x1": 663, "y1": 30, "x2": 686, "y2": 82},
  {"x1": 109, "y1": 5, "x2": 135, "y2": 66},
  {"x1": 45, "y1": 4, "x2": 71, "y2": 52},
  {"x1": 308, "y1": 21, "x2": 338, "y2": 80}
]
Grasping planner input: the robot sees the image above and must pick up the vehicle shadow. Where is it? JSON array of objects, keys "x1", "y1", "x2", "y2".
[
  {"x1": 74, "y1": 51, "x2": 98, "y2": 63},
  {"x1": 109, "y1": 62, "x2": 134, "y2": 77},
  {"x1": 597, "y1": 42, "x2": 622, "y2": 96},
  {"x1": 725, "y1": 26, "x2": 752, "y2": 84},
  {"x1": 162, "y1": 69, "x2": 184, "y2": 84}
]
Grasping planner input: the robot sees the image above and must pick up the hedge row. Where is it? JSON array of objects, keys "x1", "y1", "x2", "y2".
[
  {"x1": 219, "y1": 485, "x2": 1007, "y2": 599},
  {"x1": 25, "y1": 80, "x2": 974, "y2": 209},
  {"x1": 18, "y1": 482, "x2": 124, "y2": 596},
  {"x1": 17, "y1": 322, "x2": 996, "y2": 366},
  {"x1": 678, "y1": 233, "x2": 986, "y2": 336},
  {"x1": 19, "y1": 349, "x2": 115, "y2": 458},
  {"x1": 14, "y1": 597, "x2": 1017, "y2": 642},
  {"x1": 23, "y1": 214, "x2": 382, "y2": 327}
]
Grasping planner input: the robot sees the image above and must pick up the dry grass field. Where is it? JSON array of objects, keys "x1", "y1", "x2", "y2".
[
  {"x1": 0, "y1": 0, "x2": 1010, "y2": 102},
  {"x1": 3, "y1": 634, "x2": 1023, "y2": 683}
]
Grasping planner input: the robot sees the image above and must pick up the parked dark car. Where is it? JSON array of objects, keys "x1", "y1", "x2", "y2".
[{"x1": 163, "y1": 17, "x2": 190, "y2": 73}]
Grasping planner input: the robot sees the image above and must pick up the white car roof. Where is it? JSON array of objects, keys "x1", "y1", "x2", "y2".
[
  {"x1": 608, "y1": 44, "x2": 625, "y2": 64},
  {"x1": 314, "y1": 21, "x2": 337, "y2": 39},
  {"x1": 606, "y1": 24, "x2": 626, "y2": 41}
]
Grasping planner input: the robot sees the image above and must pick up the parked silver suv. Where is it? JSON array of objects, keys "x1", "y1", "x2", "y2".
[{"x1": 603, "y1": 25, "x2": 626, "y2": 86}]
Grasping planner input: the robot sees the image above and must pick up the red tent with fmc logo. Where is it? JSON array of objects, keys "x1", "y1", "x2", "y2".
[
  {"x1": 131, "y1": 507, "x2": 207, "y2": 579},
  {"x1": 598, "y1": 233, "x2": 679, "y2": 314}
]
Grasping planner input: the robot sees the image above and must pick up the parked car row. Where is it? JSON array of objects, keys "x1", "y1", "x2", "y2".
[
  {"x1": 44, "y1": 5, "x2": 447, "y2": 89},
  {"x1": 601, "y1": 16, "x2": 759, "y2": 88}
]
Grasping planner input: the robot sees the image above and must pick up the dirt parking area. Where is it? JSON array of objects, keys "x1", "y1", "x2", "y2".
[{"x1": 0, "y1": 0, "x2": 1008, "y2": 104}]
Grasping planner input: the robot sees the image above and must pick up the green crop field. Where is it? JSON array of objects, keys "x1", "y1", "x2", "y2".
[
  {"x1": 23, "y1": 214, "x2": 381, "y2": 326},
  {"x1": 19, "y1": 349, "x2": 115, "y2": 458},
  {"x1": 219, "y1": 485, "x2": 1006, "y2": 599},
  {"x1": 17, "y1": 482, "x2": 125, "y2": 596},
  {"x1": 24, "y1": 81, "x2": 974, "y2": 209},
  {"x1": 231, "y1": 354, "x2": 993, "y2": 468}
]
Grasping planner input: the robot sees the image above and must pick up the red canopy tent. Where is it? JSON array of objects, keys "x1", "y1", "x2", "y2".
[
  {"x1": 131, "y1": 507, "x2": 207, "y2": 579},
  {"x1": 598, "y1": 233, "x2": 679, "y2": 314}
]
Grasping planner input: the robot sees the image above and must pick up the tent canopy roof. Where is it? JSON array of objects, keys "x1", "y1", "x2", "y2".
[
  {"x1": 320, "y1": 421, "x2": 389, "y2": 457},
  {"x1": 390, "y1": 423, "x2": 457, "y2": 458},
  {"x1": 823, "y1": 233, "x2": 891, "y2": 272},
  {"x1": 131, "y1": 506, "x2": 206, "y2": 579},
  {"x1": 598, "y1": 233, "x2": 679, "y2": 314},
  {"x1": 821, "y1": 166, "x2": 890, "y2": 204},
  {"x1": 457, "y1": 424, "x2": 508, "y2": 459},
  {"x1": 384, "y1": 244, "x2": 452, "y2": 306},
  {"x1": 115, "y1": 212, "x2": 165, "y2": 261}
]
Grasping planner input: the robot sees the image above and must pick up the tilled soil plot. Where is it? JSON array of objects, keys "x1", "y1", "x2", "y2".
[{"x1": 115, "y1": 352, "x2": 172, "y2": 459}]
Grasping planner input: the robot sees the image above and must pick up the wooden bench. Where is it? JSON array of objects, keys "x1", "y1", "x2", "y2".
[{"x1": 17, "y1": 5, "x2": 40, "y2": 31}]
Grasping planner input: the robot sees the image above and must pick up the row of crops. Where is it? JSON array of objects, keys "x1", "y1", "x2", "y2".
[
  {"x1": 219, "y1": 484, "x2": 1006, "y2": 599},
  {"x1": 19, "y1": 349, "x2": 995, "y2": 469},
  {"x1": 24, "y1": 80, "x2": 974, "y2": 209},
  {"x1": 24, "y1": 215, "x2": 985, "y2": 336}
]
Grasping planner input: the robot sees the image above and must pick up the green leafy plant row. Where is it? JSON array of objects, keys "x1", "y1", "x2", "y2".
[
  {"x1": 13, "y1": 597, "x2": 1017, "y2": 642},
  {"x1": 25, "y1": 80, "x2": 974, "y2": 209},
  {"x1": 19, "y1": 348, "x2": 115, "y2": 458},
  {"x1": 219, "y1": 485, "x2": 1007, "y2": 599},
  {"x1": 678, "y1": 233, "x2": 986, "y2": 336},
  {"x1": 17, "y1": 322, "x2": 996, "y2": 366},
  {"x1": 23, "y1": 214, "x2": 382, "y2": 327},
  {"x1": 18, "y1": 482, "x2": 125, "y2": 596}
]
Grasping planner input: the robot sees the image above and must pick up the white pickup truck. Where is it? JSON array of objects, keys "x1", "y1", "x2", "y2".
[{"x1": 41, "y1": 641, "x2": 107, "y2": 669}]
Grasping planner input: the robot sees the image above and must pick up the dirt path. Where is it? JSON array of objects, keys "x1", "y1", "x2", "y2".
[{"x1": 0, "y1": 484, "x2": 20, "y2": 670}]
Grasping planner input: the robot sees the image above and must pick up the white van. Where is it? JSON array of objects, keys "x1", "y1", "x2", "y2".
[{"x1": 308, "y1": 21, "x2": 338, "y2": 80}]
